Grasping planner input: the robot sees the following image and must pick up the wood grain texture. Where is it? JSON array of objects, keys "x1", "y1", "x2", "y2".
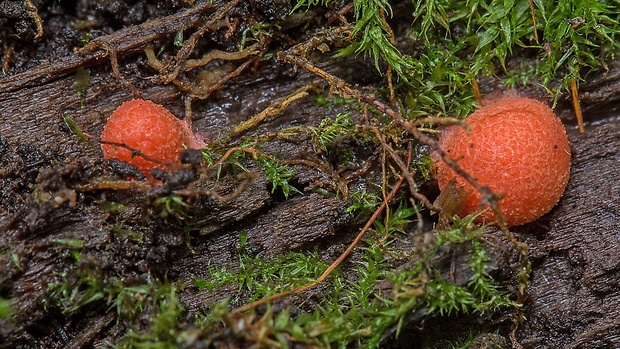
[{"x1": 515, "y1": 122, "x2": 620, "y2": 348}]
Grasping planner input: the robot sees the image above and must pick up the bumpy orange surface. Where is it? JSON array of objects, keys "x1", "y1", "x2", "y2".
[
  {"x1": 435, "y1": 97, "x2": 571, "y2": 226},
  {"x1": 101, "y1": 99, "x2": 199, "y2": 177}
]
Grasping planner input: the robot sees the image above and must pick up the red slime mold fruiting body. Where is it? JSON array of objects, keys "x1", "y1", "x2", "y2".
[
  {"x1": 100, "y1": 99, "x2": 204, "y2": 178},
  {"x1": 435, "y1": 97, "x2": 571, "y2": 227}
]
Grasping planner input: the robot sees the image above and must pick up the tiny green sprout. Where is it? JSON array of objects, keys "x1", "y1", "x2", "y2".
[
  {"x1": 174, "y1": 26, "x2": 184, "y2": 47},
  {"x1": 74, "y1": 67, "x2": 90, "y2": 100},
  {"x1": 111, "y1": 226, "x2": 144, "y2": 243},
  {"x1": 70, "y1": 250, "x2": 82, "y2": 261},
  {"x1": 63, "y1": 114, "x2": 94, "y2": 147},
  {"x1": 373, "y1": 201, "x2": 417, "y2": 235},
  {"x1": 99, "y1": 200, "x2": 127, "y2": 212},
  {"x1": 0, "y1": 299, "x2": 12, "y2": 318},
  {"x1": 314, "y1": 94, "x2": 355, "y2": 110},
  {"x1": 410, "y1": 154, "x2": 433, "y2": 181},
  {"x1": 79, "y1": 32, "x2": 90, "y2": 45},
  {"x1": 202, "y1": 147, "x2": 249, "y2": 180},
  {"x1": 52, "y1": 238, "x2": 84, "y2": 261},
  {"x1": 240, "y1": 22, "x2": 274, "y2": 50},
  {"x1": 154, "y1": 195, "x2": 190, "y2": 218},
  {"x1": 239, "y1": 230, "x2": 249, "y2": 247},
  {"x1": 448, "y1": 330, "x2": 479, "y2": 349},
  {"x1": 200, "y1": 150, "x2": 214, "y2": 167},
  {"x1": 191, "y1": 275, "x2": 215, "y2": 292},
  {"x1": 52, "y1": 238, "x2": 84, "y2": 249},
  {"x1": 314, "y1": 94, "x2": 328, "y2": 106},
  {"x1": 111, "y1": 284, "x2": 151, "y2": 320},
  {"x1": 11, "y1": 249, "x2": 22, "y2": 271},
  {"x1": 156, "y1": 44, "x2": 167, "y2": 57}
]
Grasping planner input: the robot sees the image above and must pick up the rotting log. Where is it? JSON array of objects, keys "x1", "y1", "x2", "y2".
[{"x1": 1, "y1": 3, "x2": 620, "y2": 347}]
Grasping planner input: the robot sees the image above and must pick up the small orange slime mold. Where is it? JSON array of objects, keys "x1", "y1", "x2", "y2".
[
  {"x1": 435, "y1": 96, "x2": 571, "y2": 227},
  {"x1": 100, "y1": 99, "x2": 204, "y2": 178}
]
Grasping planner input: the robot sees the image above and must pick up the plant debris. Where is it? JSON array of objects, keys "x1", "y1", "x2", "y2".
[{"x1": 1, "y1": 0, "x2": 620, "y2": 348}]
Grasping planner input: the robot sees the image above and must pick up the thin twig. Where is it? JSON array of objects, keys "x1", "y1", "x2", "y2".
[
  {"x1": 369, "y1": 126, "x2": 438, "y2": 212},
  {"x1": 528, "y1": 0, "x2": 539, "y2": 44},
  {"x1": 90, "y1": 135, "x2": 176, "y2": 169},
  {"x1": 223, "y1": 84, "x2": 314, "y2": 142},
  {"x1": 571, "y1": 79, "x2": 585, "y2": 133}
]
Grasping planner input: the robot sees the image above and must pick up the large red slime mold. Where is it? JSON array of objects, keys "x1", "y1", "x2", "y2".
[{"x1": 435, "y1": 97, "x2": 571, "y2": 226}]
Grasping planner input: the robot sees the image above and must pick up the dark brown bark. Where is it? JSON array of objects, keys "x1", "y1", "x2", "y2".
[{"x1": 1, "y1": 1, "x2": 620, "y2": 348}]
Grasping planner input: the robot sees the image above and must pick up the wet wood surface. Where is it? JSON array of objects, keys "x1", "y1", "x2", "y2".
[
  {"x1": 516, "y1": 121, "x2": 620, "y2": 348},
  {"x1": 0, "y1": 13, "x2": 620, "y2": 348}
]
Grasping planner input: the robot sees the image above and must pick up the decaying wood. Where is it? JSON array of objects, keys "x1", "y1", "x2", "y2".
[
  {"x1": 1, "y1": 1, "x2": 620, "y2": 347},
  {"x1": 380, "y1": 119, "x2": 620, "y2": 348},
  {"x1": 515, "y1": 122, "x2": 620, "y2": 348},
  {"x1": 0, "y1": 1, "x2": 213, "y2": 93}
]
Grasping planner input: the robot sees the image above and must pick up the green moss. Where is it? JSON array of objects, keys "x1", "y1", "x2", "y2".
[
  {"x1": 48, "y1": 266, "x2": 106, "y2": 315},
  {"x1": 47, "y1": 264, "x2": 189, "y2": 348},
  {"x1": 299, "y1": 0, "x2": 619, "y2": 117},
  {"x1": 43, "y1": 200, "x2": 512, "y2": 348},
  {"x1": 189, "y1": 205, "x2": 513, "y2": 348},
  {"x1": 258, "y1": 156, "x2": 303, "y2": 199},
  {"x1": 193, "y1": 232, "x2": 329, "y2": 302},
  {"x1": 314, "y1": 94, "x2": 356, "y2": 109},
  {"x1": 337, "y1": 0, "x2": 421, "y2": 84},
  {"x1": 345, "y1": 189, "x2": 381, "y2": 215},
  {"x1": 412, "y1": 0, "x2": 619, "y2": 89},
  {"x1": 153, "y1": 195, "x2": 191, "y2": 219},
  {"x1": 309, "y1": 112, "x2": 355, "y2": 153},
  {"x1": 112, "y1": 282, "x2": 186, "y2": 349}
]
